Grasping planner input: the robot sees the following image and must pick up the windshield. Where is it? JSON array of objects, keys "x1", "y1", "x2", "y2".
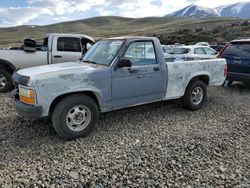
[{"x1": 82, "y1": 40, "x2": 124, "y2": 65}]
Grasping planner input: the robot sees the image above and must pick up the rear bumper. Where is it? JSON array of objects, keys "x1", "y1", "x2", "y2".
[
  {"x1": 12, "y1": 90, "x2": 43, "y2": 119},
  {"x1": 227, "y1": 72, "x2": 250, "y2": 83}
]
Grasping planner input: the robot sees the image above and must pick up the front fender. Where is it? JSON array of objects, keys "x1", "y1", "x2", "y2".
[{"x1": 51, "y1": 88, "x2": 103, "y2": 108}]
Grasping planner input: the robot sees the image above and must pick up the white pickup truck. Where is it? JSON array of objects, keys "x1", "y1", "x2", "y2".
[
  {"x1": 0, "y1": 33, "x2": 94, "y2": 92},
  {"x1": 12, "y1": 36, "x2": 227, "y2": 140}
]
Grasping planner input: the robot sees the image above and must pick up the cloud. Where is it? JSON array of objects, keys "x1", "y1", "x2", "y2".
[
  {"x1": 0, "y1": 0, "x2": 249, "y2": 27},
  {"x1": 0, "y1": 6, "x2": 52, "y2": 26}
]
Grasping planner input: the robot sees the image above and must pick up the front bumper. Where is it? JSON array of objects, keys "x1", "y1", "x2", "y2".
[{"x1": 12, "y1": 90, "x2": 43, "y2": 119}]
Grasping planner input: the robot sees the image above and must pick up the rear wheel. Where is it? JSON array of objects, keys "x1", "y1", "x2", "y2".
[
  {"x1": 0, "y1": 69, "x2": 14, "y2": 93},
  {"x1": 182, "y1": 80, "x2": 207, "y2": 111},
  {"x1": 52, "y1": 94, "x2": 99, "y2": 140}
]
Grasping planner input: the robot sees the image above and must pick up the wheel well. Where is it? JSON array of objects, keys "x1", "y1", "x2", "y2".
[
  {"x1": 190, "y1": 75, "x2": 210, "y2": 85},
  {"x1": 49, "y1": 91, "x2": 100, "y2": 117},
  {"x1": 0, "y1": 60, "x2": 16, "y2": 74}
]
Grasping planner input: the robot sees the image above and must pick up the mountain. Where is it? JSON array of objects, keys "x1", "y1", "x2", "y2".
[
  {"x1": 215, "y1": 2, "x2": 250, "y2": 18},
  {"x1": 167, "y1": 2, "x2": 250, "y2": 19},
  {"x1": 166, "y1": 5, "x2": 219, "y2": 18}
]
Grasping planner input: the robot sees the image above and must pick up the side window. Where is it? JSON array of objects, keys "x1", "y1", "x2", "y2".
[
  {"x1": 194, "y1": 48, "x2": 206, "y2": 55},
  {"x1": 124, "y1": 41, "x2": 157, "y2": 65},
  {"x1": 57, "y1": 37, "x2": 81, "y2": 52},
  {"x1": 204, "y1": 47, "x2": 216, "y2": 55}
]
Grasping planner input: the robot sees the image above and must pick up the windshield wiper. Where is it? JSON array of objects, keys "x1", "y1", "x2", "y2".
[{"x1": 82, "y1": 60, "x2": 97, "y2": 64}]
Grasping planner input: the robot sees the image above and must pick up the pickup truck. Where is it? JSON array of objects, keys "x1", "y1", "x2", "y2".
[
  {"x1": 0, "y1": 33, "x2": 95, "y2": 92},
  {"x1": 12, "y1": 36, "x2": 227, "y2": 140}
]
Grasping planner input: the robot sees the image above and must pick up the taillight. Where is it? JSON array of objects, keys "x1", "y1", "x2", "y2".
[
  {"x1": 217, "y1": 43, "x2": 229, "y2": 58},
  {"x1": 224, "y1": 64, "x2": 227, "y2": 77}
]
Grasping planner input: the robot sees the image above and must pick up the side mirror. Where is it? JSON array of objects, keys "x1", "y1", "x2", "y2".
[
  {"x1": 117, "y1": 58, "x2": 132, "y2": 68},
  {"x1": 86, "y1": 43, "x2": 93, "y2": 50},
  {"x1": 23, "y1": 38, "x2": 36, "y2": 52}
]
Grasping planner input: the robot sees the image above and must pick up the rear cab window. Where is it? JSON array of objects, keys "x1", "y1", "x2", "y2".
[{"x1": 57, "y1": 37, "x2": 81, "y2": 52}]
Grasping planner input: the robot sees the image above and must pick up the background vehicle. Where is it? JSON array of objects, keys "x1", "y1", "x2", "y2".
[
  {"x1": 210, "y1": 42, "x2": 229, "y2": 52},
  {"x1": 195, "y1": 42, "x2": 210, "y2": 46},
  {"x1": 12, "y1": 36, "x2": 226, "y2": 140},
  {"x1": 166, "y1": 45, "x2": 218, "y2": 62},
  {"x1": 218, "y1": 39, "x2": 250, "y2": 85},
  {"x1": 0, "y1": 33, "x2": 95, "y2": 92},
  {"x1": 162, "y1": 45, "x2": 172, "y2": 54}
]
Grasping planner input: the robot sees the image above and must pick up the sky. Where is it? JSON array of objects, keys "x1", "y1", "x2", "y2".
[{"x1": 0, "y1": 0, "x2": 248, "y2": 27}]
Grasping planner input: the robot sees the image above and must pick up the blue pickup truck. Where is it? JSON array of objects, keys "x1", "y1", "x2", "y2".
[{"x1": 12, "y1": 37, "x2": 227, "y2": 140}]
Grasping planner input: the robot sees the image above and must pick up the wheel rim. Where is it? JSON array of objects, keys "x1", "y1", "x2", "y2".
[
  {"x1": 191, "y1": 86, "x2": 204, "y2": 105},
  {"x1": 66, "y1": 105, "x2": 91, "y2": 132},
  {"x1": 0, "y1": 73, "x2": 7, "y2": 89}
]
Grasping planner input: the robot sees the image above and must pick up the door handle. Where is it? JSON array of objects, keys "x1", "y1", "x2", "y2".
[
  {"x1": 54, "y1": 55, "x2": 62, "y2": 58},
  {"x1": 153, "y1": 67, "x2": 160, "y2": 71}
]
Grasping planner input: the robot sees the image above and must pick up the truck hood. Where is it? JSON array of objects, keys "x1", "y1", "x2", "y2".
[{"x1": 15, "y1": 61, "x2": 102, "y2": 83}]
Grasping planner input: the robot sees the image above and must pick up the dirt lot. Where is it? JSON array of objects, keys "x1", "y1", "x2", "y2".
[{"x1": 0, "y1": 84, "x2": 249, "y2": 187}]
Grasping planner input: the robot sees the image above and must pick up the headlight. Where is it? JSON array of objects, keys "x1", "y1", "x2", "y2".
[{"x1": 19, "y1": 86, "x2": 36, "y2": 105}]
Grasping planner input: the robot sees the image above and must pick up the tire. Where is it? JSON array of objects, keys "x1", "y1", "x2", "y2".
[
  {"x1": 222, "y1": 80, "x2": 233, "y2": 87},
  {"x1": 52, "y1": 94, "x2": 99, "y2": 140},
  {"x1": 182, "y1": 80, "x2": 207, "y2": 111},
  {"x1": 0, "y1": 69, "x2": 14, "y2": 92}
]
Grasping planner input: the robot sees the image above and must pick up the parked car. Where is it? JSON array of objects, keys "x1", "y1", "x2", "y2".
[
  {"x1": 166, "y1": 45, "x2": 218, "y2": 62},
  {"x1": 162, "y1": 45, "x2": 172, "y2": 54},
  {"x1": 210, "y1": 42, "x2": 229, "y2": 52},
  {"x1": 218, "y1": 39, "x2": 250, "y2": 85},
  {"x1": 12, "y1": 36, "x2": 226, "y2": 140},
  {"x1": 0, "y1": 33, "x2": 95, "y2": 92},
  {"x1": 195, "y1": 42, "x2": 210, "y2": 46}
]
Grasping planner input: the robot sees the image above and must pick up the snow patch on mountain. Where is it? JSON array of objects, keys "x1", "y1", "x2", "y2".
[
  {"x1": 167, "y1": 2, "x2": 250, "y2": 19},
  {"x1": 166, "y1": 5, "x2": 219, "y2": 18}
]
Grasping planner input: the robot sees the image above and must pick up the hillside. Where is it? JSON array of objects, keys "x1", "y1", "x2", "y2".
[{"x1": 0, "y1": 16, "x2": 249, "y2": 47}]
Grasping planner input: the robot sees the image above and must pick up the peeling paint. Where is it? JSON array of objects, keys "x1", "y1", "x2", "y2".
[{"x1": 165, "y1": 59, "x2": 226, "y2": 100}]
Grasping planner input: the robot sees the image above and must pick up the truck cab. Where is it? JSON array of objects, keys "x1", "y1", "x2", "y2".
[{"x1": 0, "y1": 33, "x2": 94, "y2": 92}]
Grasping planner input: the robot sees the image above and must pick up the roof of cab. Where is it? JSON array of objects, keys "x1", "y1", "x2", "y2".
[
  {"x1": 46, "y1": 33, "x2": 95, "y2": 42},
  {"x1": 105, "y1": 36, "x2": 157, "y2": 40},
  {"x1": 231, "y1": 39, "x2": 250, "y2": 43}
]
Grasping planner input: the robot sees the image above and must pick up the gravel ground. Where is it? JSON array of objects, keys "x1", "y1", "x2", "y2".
[{"x1": 0, "y1": 83, "x2": 249, "y2": 187}]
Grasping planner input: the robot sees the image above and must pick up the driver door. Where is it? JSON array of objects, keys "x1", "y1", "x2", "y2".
[
  {"x1": 111, "y1": 41, "x2": 165, "y2": 109},
  {"x1": 51, "y1": 36, "x2": 82, "y2": 64}
]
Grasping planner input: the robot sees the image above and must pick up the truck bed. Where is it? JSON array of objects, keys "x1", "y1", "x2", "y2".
[{"x1": 164, "y1": 59, "x2": 226, "y2": 100}]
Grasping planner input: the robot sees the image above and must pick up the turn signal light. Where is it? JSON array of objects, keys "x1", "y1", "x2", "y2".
[{"x1": 19, "y1": 86, "x2": 36, "y2": 105}]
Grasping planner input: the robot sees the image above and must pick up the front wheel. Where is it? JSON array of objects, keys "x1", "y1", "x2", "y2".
[
  {"x1": 0, "y1": 69, "x2": 14, "y2": 92},
  {"x1": 52, "y1": 94, "x2": 99, "y2": 140},
  {"x1": 182, "y1": 80, "x2": 207, "y2": 111}
]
